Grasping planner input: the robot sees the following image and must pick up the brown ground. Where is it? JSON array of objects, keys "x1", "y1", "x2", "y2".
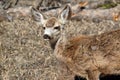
[{"x1": 0, "y1": 17, "x2": 120, "y2": 80}]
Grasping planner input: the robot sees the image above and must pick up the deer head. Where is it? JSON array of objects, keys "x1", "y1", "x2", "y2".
[{"x1": 32, "y1": 5, "x2": 72, "y2": 49}]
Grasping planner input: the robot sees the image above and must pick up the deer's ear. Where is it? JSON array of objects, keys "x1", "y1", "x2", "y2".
[
  {"x1": 59, "y1": 5, "x2": 72, "y2": 24},
  {"x1": 31, "y1": 7, "x2": 45, "y2": 25}
]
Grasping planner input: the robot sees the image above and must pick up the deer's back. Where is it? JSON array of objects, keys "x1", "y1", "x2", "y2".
[{"x1": 58, "y1": 29, "x2": 120, "y2": 76}]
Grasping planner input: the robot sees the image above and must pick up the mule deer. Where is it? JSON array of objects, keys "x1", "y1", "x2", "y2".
[{"x1": 32, "y1": 5, "x2": 120, "y2": 80}]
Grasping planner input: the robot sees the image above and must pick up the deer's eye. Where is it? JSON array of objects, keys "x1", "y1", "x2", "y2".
[
  {"x1": 43, "y1": 27, "x2": 45, "y2": 30},
  {"x1": 54, "y1": 26, "x2": 60, "y2": 30}
]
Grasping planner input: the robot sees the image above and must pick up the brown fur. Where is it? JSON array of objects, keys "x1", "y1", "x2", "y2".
[
  {"x1": 54, "y1": 29, "x2": 120, "y2": 80},
  {"x1": 46, "y1": 17, "x2": 57, "y2": 28}
]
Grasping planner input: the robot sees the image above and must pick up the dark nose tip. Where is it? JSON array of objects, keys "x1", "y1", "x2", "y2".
[{"x1": 43, "y1": 34, "x2": 51, "y2": 39}]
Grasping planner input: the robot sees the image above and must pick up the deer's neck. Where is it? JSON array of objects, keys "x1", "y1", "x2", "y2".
[
  {"x1": 57, "y1": 31, "x2": 67, "y2": 48},
  {"x1": 49, "y1": 27, "x2": 68, "y2": 50},
  {"x1": 49, "y1": 33, "x2": 68, "y2": 50},
  {"x1": 49, "y1": 38, "x2": 59, "y2": 50},
  {"x1": 53, "y1": 29, "x2": 68, "y2": 54}
]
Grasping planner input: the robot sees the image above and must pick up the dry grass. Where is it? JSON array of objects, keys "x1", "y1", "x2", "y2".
[{"x1": 0, "y1": 17, "x2": 120, "y2": 80}]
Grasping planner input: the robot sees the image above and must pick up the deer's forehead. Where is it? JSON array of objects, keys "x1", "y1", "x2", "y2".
[{"x1": 45, "y1": 17, "x2": 60, "y2": 28}]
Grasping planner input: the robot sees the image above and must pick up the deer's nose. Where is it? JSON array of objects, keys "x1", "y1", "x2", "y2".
[{"x1": 43, "y1": 34, "x2": 51, "y2": 40}]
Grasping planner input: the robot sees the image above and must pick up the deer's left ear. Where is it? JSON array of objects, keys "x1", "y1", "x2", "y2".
[{"x1": 59, "y1": 5, "x2": 72, "y2": 24}]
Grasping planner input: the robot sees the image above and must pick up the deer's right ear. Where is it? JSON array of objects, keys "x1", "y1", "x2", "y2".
[
  {"x1": 31, "y1": 7, "x2": 45, "y2": 25},
  {"x1": 59, "y1": 5, "x2": 72, "y2": 24}
]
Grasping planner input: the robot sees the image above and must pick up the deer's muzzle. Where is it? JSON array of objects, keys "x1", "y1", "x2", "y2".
[{"x1": 43, "y1": 34, "x2": 51, "y2": 40}]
